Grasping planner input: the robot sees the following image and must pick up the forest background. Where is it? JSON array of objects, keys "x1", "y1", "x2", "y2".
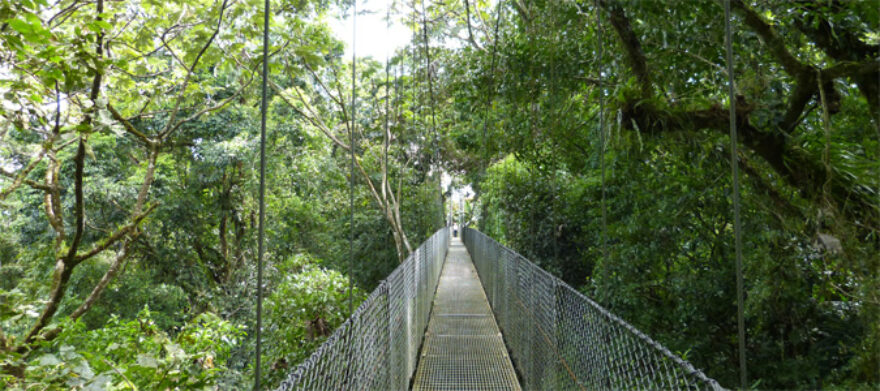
[{"x1": 1, "y1": 0, "x2": 878, "y2": 389}]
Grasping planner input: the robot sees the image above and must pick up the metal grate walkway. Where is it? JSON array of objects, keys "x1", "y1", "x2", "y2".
[
  {"x1": 412, "y1": 236, "x2": 521, "y2": 390},
  {"x1": 276, "y1": 228, "x2": 722, "y2": 391}
]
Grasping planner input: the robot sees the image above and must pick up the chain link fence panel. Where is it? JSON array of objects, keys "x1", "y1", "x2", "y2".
[
  {"x1": 462, "y1": 228, "x2": 725, "y2": 391},
  {"x1": 275, "y1": 228, "x2": 449, "y2": 391}
]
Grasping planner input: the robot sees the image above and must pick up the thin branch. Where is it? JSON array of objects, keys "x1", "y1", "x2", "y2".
[
  {"x1": 681, "y1": 49, "x2": 727, "y2": 74},
  {"x1": 69, "y1": 204, "x2": 158, "y2": 319},
  {"x1": 824, "y1": 60, "x2": 880, "y2": 79},
  {"x1": 0, "y1": 150, "x2": 49, "y2": 200},
  {"x1": 729, "y1": 0, "x2": 808, "y2": 76},
  {"x1": 269, "y1": 80, "x2": 352, "y2": 149},
  {"x1": 159, "y1": 0, "x2": 231, "y2": 139},
  {"x1": 159, "y1": 33, "x2": 192, "y2": 72},
  {"x1": 164, "y1": 73, "x2": 256, "y2": 136},
  {"x1": 0, "y1": 168, "x2": 53, "y2": 193},
  {"x1": 107, "y1": 104, "x2": 152, "y2": 144},
  {"x1": 74, "y1": 203, "x2": 158, "y2": 263},
  {"x1": 47, "y1": 0, "x2": 86, "y2": 27},
  {"x1": 45, "y1": 152, "x2": 65, "y2": 245},
  {"x1": 303, "y1": 61, "x2": 347, "y2": 109},
  {"x1": 101, "y1": 357, "x2": 137, "y2": 389}
]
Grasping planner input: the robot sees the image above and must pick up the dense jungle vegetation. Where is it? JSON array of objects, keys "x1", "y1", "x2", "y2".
[{"x1": 1, "y1": 0, "x2": 878, "y2": 389}]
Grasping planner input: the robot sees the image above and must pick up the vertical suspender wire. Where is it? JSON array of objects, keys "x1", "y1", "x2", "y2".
[
  {"x1": 722, "y1": 1, "x2": 747, "y2": 389},
  {"x1": 254, "y1": 0, "x2": 270, "y2": 388},
  {"x1": 818, "y1": 71, "x2": 832, "y2": 206},
  {"x1": 384, "y1": 0, "x2": 392, "y2": 215},
  {"x1": 411, "y1": 0, "x2": 420, "y2": 183},
  {"x1": 410, "y1": 1, "x2": 422, "y2": 227},
  {"x1": 420, "y1": 0, "x2": 442, "y2": 227},
  {"x1": 349, "y1": 0, "x2": 358, "y2": 317},
  {"x1": 871, "y1": 15, "x2": 880, "y2": 233},
  {"x1": 595, "y1": 0, "x2": 608, "y2": 268},
  {"x1": 481, "y1": 1, "x2": 504, "y2": 169}
]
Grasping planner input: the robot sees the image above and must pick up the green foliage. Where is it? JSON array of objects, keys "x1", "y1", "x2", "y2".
[
  {"x1": 1, "y1": 0, "x2": 442, "y2": 386},
  {"x1": 479, "y1": 155, "x2": 592, "y2": 284},
  {"x1": 443, "y1": 0, "x2": 880, "y2": 388},
  {"x1": 261, "y1": 255, "x2": 362, "y2": 388},
  {"x1": 2, "y1": 0, "x2": 876, "y2": 388},
  {"x1": 477, "y1": 137, "x2": 877, "y2": 388},
  {"x1": 73, "y1": 266, "x2": 190, "y2": 331},
  {"x1": 1, "y1": 307, "x2": 243, "y2": 389}
]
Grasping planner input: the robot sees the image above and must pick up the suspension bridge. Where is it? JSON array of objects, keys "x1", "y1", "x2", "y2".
[
  {"x1": 257, "y1": 0, "x2": 745, "y2": 388},
  {"x1": 274, "y1": 228, "x2": 724, "y2": 390}
]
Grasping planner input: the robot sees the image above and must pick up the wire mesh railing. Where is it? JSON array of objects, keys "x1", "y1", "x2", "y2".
[
  {"x1": 275, "y1": 228, "x2": 449, "y2": 391},
  {"x1": 462, "y1": 228, "x2": 725, "y2": 391}
]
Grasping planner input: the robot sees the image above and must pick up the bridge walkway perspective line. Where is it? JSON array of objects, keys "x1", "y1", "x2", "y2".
[
  {"x1": 274, "y1": 228, "x2": 723, "y2": 391},
  {"x1": 411, "y1": 236, "x2": 521, "y2": 390}
]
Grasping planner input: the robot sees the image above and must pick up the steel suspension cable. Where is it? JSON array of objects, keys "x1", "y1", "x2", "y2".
[
  {"x1": 254, "y1": 0, "x2": 270, "y2": 388},
  {"x1": 384, "y1": 0, "x2": 392, "y2": 204},
  {"x1": 409, "y1": 2, "x2": 414, "y2": 156},
  {"x1": 349, "y1": 0, "x2": 358, "y2": 317},
  {"x1": 480, "y1": 1, "x2": 504, "y2": 167},
  {"x1": 817, "y1": 71, "x2": 832, "y2": 205},
  {"x1": 409, "y1": 1, "x2": 427, "y2": 224},
  {"x1": 419, "y1": 0, "x2": 443, "y2": 227},
  {"x1": 595, "y1": 0, "x2": 608, "y2": 268},
  {"x1": 419, "y1": 0, "x2": 438, "y2": 162},
  {"x1": 722, "y1": 0, "x2": 747, "y2": 388},
  {"x1": 411, "y1": 1, "x2": 421, "y2": 174}
]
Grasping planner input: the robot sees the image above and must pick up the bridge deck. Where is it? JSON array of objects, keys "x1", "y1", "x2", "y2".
[{"x1": 412, "y1": 237, "x2": 521, "y2": 390}]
